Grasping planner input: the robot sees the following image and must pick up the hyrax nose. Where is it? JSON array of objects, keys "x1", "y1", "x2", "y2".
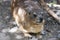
[{"x1": 37, "y1": 17, "x2": 43, "y2": 23}]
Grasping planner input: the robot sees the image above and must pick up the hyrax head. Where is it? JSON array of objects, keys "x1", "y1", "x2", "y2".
[
  {"x1": 26, "y1": 10, "x2": 44, "y2": 25},
  {"x1": 16, "y1": 7, "x2": 44, "y2": 24}
]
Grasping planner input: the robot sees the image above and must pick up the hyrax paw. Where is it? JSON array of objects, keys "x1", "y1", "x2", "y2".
[{"x1": 24, "y1": 33, "x2": 32, "y2": 37}]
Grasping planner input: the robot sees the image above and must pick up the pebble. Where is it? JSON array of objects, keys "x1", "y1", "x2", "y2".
[
  {"x1": 8, "y1": 27, "x2": 18, "y2": 33},
  {"x1": 29, "y1": 37, "x2": 38, "y2": 40},
  {"x1": 48, "y1": 38, "x2": 57, "y2": 40},
  {"x1": 15, "y1": 34, "x2": 23, "y2": 39},
  {"x1": 0, "y1": 32, "x2": 10, "y2": 40},
  {"x1": 56, "y1": 10, "x2": 60, "y2": 17},
  {"x1": 2, "y1": 28, "x2": 10, "y2": 33},
  {"x1": 57, "y1": 34, "x2": 60, "y2": 38}
]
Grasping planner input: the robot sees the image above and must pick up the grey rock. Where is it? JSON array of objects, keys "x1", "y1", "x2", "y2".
[
  {"x1": 48, "y1": 38, "x2": 57, "y2": 40},
  {"x1": 58, "y1": 34, "x2": 60, "y2": 38},
  {"x1": 0, "y1": 32, "x2": 10, "y2": 40}
]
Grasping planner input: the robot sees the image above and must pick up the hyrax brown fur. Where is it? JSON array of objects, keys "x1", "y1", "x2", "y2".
[{"x1": 11, "y1": 0, "x2": 45, "y2": 37}]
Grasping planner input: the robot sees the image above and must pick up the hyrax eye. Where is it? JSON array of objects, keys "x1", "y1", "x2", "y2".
[{"x1": 33, "y1": 14, "x2": 37, "y2": 17}]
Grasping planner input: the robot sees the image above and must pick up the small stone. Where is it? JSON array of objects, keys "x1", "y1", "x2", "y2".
[
  {"x1": 29, "y1": 37, "x2": 38, "y2": 40},
  {"x1": 56, "y1": 10, "x2": 60, "y2": 17},
  {"x1": 0, "y1": 32, "x2": 10, "y2": 40},
  {"x1": 48, "y1": 38, "x2": 57, "y2": 40},
  {"x1": 41, "y1": 30, "x2": 46, "y2": 35},
  {"x1": 57, "y1": 30, "x2": 60, "y2": 33},
  {"x1": 58, "y1": 34, "x2": 60, "y2": 38},
  {"x1": 5, "y1": 16, "x2": 10, "y2": 19},
  {"x1": 15, "y1": 35, "x2": 23, "y2": 39},
  {"x1": 2, "y1": 28, "x2": 10, "y2": 33},
  {"x1": 8, "y1": 27, "x2": 18, "y2": 33}
]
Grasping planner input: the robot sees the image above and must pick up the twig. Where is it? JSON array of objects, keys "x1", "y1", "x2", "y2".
[
  {"x1": 39, "y1": 0, "x2": 60, "y2": 22},
  {"x1": 46, "y1": 3, "x2": 60, "y2": 8}
]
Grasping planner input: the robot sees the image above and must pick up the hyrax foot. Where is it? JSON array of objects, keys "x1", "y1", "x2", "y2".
[{"x1": 24, "y1": 33, "x2": 32, "y2": 37}]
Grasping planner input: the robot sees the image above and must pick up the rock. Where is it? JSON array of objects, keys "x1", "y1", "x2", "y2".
[
  {"x1": 57, "y1": 34, "x2": 60, "y2": 38},
  {"x1": 15, "y1": 34, "x2": 23, "y2": 39},
  {"x1": 8, "y1": 27, "x2": 18, "y2": 33},
  {"x1": 56, "y1": 10, "x2": 60, "y2": 17},
  {"x1": 0, "y1": 32, "x2": 10, "y2": 40},
  {"x1": 48, "y1": 38, "x2": 57, "y2": 40},
  {"x1": 1, "y1": 28, "x2": 10, "y2": 33},
  {"x1": 29, "y1": 37, "x2": 38, "y2": 40}
]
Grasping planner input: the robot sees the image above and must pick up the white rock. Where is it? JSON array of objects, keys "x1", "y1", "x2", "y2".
[
  {"x1": 8, "y1": 27, "x2": 18, "y2": 33},
  {"x1": 15, "y1": 35, "x2": 23, "y2": 39},
  {"x1": 2, "y1": 28, "x2": 10, "y2": 33}
]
